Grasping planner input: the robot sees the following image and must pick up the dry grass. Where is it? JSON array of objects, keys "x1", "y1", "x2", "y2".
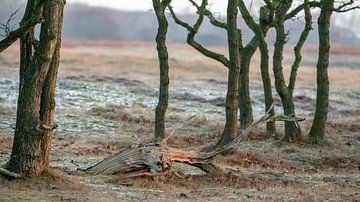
[{"x1": 1, "y1": 40, "x2": 360, "y2": 201}]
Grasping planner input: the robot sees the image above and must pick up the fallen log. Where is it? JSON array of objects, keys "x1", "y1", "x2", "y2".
[{"x1": 84, "y1": 104, "x2": 305, "y2": 178}]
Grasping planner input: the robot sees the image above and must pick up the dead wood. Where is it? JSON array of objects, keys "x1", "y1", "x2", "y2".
[
  {"x1": 0, "y1": 167, "x2": 22, "y2": 179},
  {"x1": 84, "y1": 104, "x2": 305, "y2": 178}
]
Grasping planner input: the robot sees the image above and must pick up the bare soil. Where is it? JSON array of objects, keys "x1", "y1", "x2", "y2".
[{"x1": 0, "y1": 40, "x2": 360, "y2": 201}]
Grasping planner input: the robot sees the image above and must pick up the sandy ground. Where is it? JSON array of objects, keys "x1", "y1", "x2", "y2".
[{"x1": 0, "y1": 40, "x2": 360, "y2": 201}]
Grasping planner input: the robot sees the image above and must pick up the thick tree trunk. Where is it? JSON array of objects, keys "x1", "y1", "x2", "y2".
[
  {"x1": 217, "y1": 0, "x2": 241, "y2": 146},
  {"x1": 308, "y1": 0, "x2": 334, "y2": 143},
  {"x1": 273, "y1": 0, "x2": 302, "y2": 142},
  {"x1": 153, "y1": 0, "x2": 171, "y2": 142},
  {"x1": 6, "y1": 0, "x2": 65, "y2": 176}
]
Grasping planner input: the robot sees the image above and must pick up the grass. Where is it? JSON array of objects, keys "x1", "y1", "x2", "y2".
[{"x1": 0, "y1": 41, "x2": 359, "y2": 201}]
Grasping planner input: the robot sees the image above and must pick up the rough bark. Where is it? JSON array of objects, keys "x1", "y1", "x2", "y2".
[
  {"x1": 308, "y1": 0, "x2": 334, "y2": 143},
  {"x1": 153, "y1": 0, "x2": 171, "y2": 142},
  {"x1": 288, "y1": 0, "x2": 312, "y2": 94},
  {"x1": 168, "y1": 1, "x2": 230, "y2": 68},
  {"x1": 6, "y1": 0, "x2": 65, "y2": 176},
  {"x1": 238, "y1": 2, "x2": 276, "y2": 134},
  {"x1": 217, "y1": 0, "x2": 241, "y2": 147},
  {"x1": 273, "y1": 0, "x2": 302, "y2": 142},
  {"x1": 238, "y1": 38, "x2": 257, "y2": 130}
]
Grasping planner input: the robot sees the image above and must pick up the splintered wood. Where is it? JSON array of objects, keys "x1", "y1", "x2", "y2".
[{"x1": 84, "y1": 105, "x2": 305, "y2": 179}]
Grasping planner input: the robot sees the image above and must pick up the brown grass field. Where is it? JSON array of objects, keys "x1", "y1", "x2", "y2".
[{"x1": 0, "y1": 40, "x2": 360, "y2": 201}]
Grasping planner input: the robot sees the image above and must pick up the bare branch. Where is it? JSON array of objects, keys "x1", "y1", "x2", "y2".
[
  {"x1": 286, "y1": 1, "x2": 321, "y2": 19},
  {"x1": 288, "y1": 0, "x2": 313, "y2": 93},
  {"x1": 0, "y1": 167, "x2": 22, "y2": 178},
  {"x1": 0, "y1": 16, "x2": 44, "y2": 53},
  {"x1": 333, "y1": 0, "x2": 360, "y2": 12},
  {"x1": 168, "y1": 1, "x2": 230, "y2": 67},
  {"x1": 204, "y1": 10, "x2": 228, "y2": 30},
  {"x1": 199, "y1": 104, "x2": 305, "y2": 159},
  {"x1": 0, "y1": 7, "x2": 22, "y2": 38}
]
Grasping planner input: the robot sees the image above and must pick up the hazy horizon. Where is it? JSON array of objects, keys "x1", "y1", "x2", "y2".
[{"x1": 67, "y1": 0, "x2": 228, "y2": 14}]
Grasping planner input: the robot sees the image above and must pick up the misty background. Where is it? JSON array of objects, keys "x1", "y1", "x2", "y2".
[{"x1": 1, "y1": 0, "x2": 360, "y2": 46}]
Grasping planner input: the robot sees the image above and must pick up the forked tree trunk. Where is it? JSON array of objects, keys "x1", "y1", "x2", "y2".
[
  {"x1": 238, "y1": 1, "x2": 275, "y2": 135},
  {"x1": 273, "y1": 0, "x2": 302, "y2": 142},
  {"x1": 217, "y1": 0, "x2": 241, "y2": 146},
  {"x1": 6, "y1": 0, "x2": 65, "y2": 176},
  {"x1": 153, "y1": 0, "x2": 171, "y2": 142},
  {"x1": 308, "y1": 0, "x2": 334, "y2": 143}
]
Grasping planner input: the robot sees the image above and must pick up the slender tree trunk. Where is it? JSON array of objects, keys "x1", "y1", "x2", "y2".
[
  {"x1": 258, "y1": 39, "x2": 275, "y2": 134},
  {"x1": 238, "y1": 38, "x2": 257, "y2": 129},
  {"x1": 153, "y1": 0, "x2": 171, "y2": 142},
  {"x1": 6, "y1": 0, "x2": 65, "y2": 176},
  {"x1": 308, "y1": 0, "x2": 334, "y2": 143},
  {"x1": 273, "y1": 0, "x2": 302, "y2": 142},
  {"x1": 217, "y1": 0, "x2": 241, "y2": 146},
  {"x1": 238, "y1": 1, "x2": 275, "y2": 135}
]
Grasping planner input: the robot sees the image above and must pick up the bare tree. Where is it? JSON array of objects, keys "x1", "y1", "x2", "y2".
[
  {"x1": 1, "y1": 0, "x2": 65, "y2": 177},
  {"x1": 168, "y1": 0, "x2": 241, "y2": 146},
  {"x1": 309, "y1": 0, "x2": 359, "y2": 143},
  {"x1": 270, "y1": 0, "x2": 315, "y2": 142},
  {"x1": 153, "y1": 0, "x2": 172, "y2": 142},
  {"x1": 219, "y1": 0, "x2": 242, "y2": 146}
]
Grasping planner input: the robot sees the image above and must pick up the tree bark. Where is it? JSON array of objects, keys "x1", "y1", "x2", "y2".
[
  {"x1": 273, "y1": 0, "x2": 302, "y2": 142},
  {"x1": 217, "y1": 0, "x2": 241, "y2": 146},
  {"x1": 153, "y1": 0, "x2": 171, "y2": 142},
  {"x1": 6, "y1": 0, "x2": 65, "y2": 176},
  {"x1": 238, "y1": 37, "x2": 257, "y2": 129},
  {"x1": 308, "y1": 0, "x2": 334, "y2": 143},
  {"x1": 238, "y1": 2, "x2": 276, "y2": 134}
]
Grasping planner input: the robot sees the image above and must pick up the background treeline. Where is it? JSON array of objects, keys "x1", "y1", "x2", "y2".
[{"x1": 1, "y1": 0, "x2": 360, "y2": 46}]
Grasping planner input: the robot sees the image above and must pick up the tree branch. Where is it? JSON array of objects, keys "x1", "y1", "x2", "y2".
[
  {"x1": 0, "y1": 16, "x2": 44, "y2": 53},
  {"x1": 285, "y1": 1, "x2": 320, "y2": 19},
  {"x1": 333, "y1": 0, "x2": 360, "y2": 12},
  {"x1": 0, "y1": 167, "x2": 22, "y2": 178},
  {"x1": 168, "y1": 1, "x2": 230, "y2": 67},
  {"x1": 288, "y1": 0, "x2": 313, "y2": 93},
  {"x1": 199, "y1": 104, "x2": 305, "y2": 159}
]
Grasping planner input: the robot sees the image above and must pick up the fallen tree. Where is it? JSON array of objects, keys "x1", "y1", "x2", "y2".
[{"x1": 83, "y1": 105, "x2": 305, "y2": 180}]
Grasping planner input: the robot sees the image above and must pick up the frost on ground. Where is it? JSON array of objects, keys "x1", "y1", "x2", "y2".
[{"x1": 0, "y1": 43, "x2": 360, "y2": 201}]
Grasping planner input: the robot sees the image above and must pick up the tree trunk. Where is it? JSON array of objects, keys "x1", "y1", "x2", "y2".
[
  {"x1": 238, "y1": 38, "x2": 257, "y2": 129},
  {"x1": 258, "y1": 39, "x2": 276, "y2": 135},
  {"x1": 217, "y1": 0, "x2": 241, "y2": 146},
  {"x1": 237, "y1": 1, "x2": 276, "y2": 135},
  {"x1": 6, "y1": 0, "x2": 65, "y2": 176},
  {"x1": 308, "y1": 0, "x2": 334, "y2": 143},
  {"x1": 273, "y1": 0, "x2": 302, "y2": 142},
  {"x1": 153, "y1": 0, "x2": 171, "y2": 142}
]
